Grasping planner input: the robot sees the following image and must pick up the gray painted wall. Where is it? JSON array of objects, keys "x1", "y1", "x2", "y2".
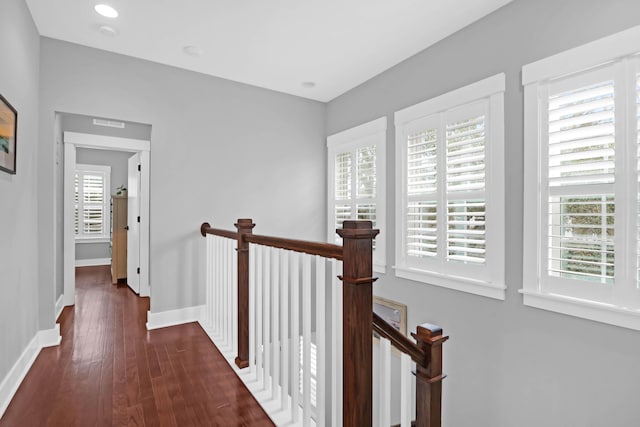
[
  {"x1": 39, "y1": 38, "x2": 326, "y2": 323},
  {"x1": 0, "y1": 0, "x2": 41, "y2": 383},
  {"x1": 74, "y1": 147, "x2": 132, "y2": 261},
  {"x1": 327, "y1": 0, "x2": 640, "y2": 425}
]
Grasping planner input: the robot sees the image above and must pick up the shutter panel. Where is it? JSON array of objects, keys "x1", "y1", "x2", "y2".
[
  {"x1": 446, "y1": 115, "x2": 485, "y2": 192},
  {"x1": 447, "y1": 200, "x2": 486, "y2": 263},
  {"x1": 407, "y1": 201, "x2": 437, "y2": 257},
  {"x1": 548, "y1": 195, "x2": 614, "y2": 283},
  {"x1": 548, "y1": 81, "x2": 615, "y2": 187},
  {"x1": 546, "y1": 78, "x2": 616, "y2": 284},
  {"x1": 445, "y1": 114, "x2": 486, "y2": 264},
  {"x1": 356, "y1": 145, "x2": 376, "y2": 198},
  {"x1": 406, "y1": 128, "x2": 438, "y2": 258},
  {"x1": 407, "y1": 129, "x2": 437, "y2": 195},
  {"x1": 74, "y1": 174, "x2": 79, "y2": 235},
  {"x1": 335, "y1": 152, "x2": 351, "y2": 200}
]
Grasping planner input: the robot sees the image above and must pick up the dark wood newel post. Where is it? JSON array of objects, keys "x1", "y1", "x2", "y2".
[
  {"x1": 234, "y1": 218, "x2": 255, "y2": 369},
  {"x1": 337, "y1": 220, "x2": 379, "y2": 427},
  {"x1": 413, "y1": 323, "x2": 448, "y2": 427}
]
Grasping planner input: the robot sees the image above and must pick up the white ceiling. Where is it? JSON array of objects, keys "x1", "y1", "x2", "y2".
[{"x1": 25, "y1": 0, "x2": 512, "y2": 102}]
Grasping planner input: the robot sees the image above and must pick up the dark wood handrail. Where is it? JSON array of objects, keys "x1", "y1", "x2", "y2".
[
  {"x1": 200, "y1": 222, "x2": 238, "y2": 240},
  {"x1": 201, "y1": 222, "x2": 343, "y2": 260},
  {"x1": 245, "y1": 234, "x2": 343, "y2": 260},
  {"x1": 373, "y1": 312, "x2": 425, "y2": 365}
]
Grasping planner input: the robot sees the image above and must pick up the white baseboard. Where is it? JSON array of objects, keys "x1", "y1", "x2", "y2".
[
  {"x1": 55, "y1": 294, "x2": 65, "y2": 320},
  {"x1": 0, "y1": 325, "x2": 62, "y2": 418},
  {"x1": 75, "y1": 258, "x2": 111, "y2": 267},
  {"x1": 146, "y1": 305, "x2": 204, "y2": 330}
]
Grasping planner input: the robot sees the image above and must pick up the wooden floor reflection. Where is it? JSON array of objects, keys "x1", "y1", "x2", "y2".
[{"x1": 0, "y1": 266, "x2": 274, "y2": 426}]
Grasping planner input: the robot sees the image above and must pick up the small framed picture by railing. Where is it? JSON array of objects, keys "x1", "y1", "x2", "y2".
[
  {"x1": 0, "y1": 94, "x2": 17, "y2": 175},
  {"x1": 373, "y1": 296, "x2": 407, "y2": 336}
]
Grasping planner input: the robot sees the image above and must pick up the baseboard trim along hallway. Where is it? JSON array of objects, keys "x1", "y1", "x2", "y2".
[
  {"x1": 146, "y1": 305, "x2": 204, "y2": 330},
  {"x1": 0, "y1": 325, "x2": 61, "y2": 418}
]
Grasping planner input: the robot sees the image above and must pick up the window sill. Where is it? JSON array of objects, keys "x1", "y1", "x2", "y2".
[
  {"x1": 520, "y1": 289, "x2": 640, "y2": 331},
  {"x1": 394, "y1": 266, "x2": 505, "y2": 300},
  {"x1": 373, "y1": 263, "x2": 386, "y2": 275},
  {"x1": 75, "y1": 237, "x2": 110, "y2": 244}
]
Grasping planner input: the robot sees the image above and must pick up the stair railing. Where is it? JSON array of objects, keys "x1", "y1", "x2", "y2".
[{"x1": 199, "y1": 219, "x2": 447, "y2": 427}]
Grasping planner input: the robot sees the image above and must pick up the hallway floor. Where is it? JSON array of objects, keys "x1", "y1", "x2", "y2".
[{"x1": 0, "y1": 266, "x2": 274, "y2": 426}]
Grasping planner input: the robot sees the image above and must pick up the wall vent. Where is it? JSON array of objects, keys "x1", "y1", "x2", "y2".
[{"x1": 93, "y1": 118, "x2": 125, "y2": 129}]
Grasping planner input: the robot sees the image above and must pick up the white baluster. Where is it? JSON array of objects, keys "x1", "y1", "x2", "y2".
[
  {"x1": 263, "y1": 246, "x2": 271, "y2": 391},
  {"x1": 255, "y1": 245, "x2": 264, "y2": 385},
  {"x1": 280, "y1": 250, "x2": 289, "y2": 411},
  {"x1": 249, "y1": 243, "x2": 255, "y2": 376},
  {"x1": 315, "y1": 255, "x2": 326, "y2": 427},
  {"x1": 331, "y1": 259, "x2": 343, "y2": 427},
  {"x1": 400, "y1": 352, "x2": 412, "y2": 427},
  {"x1": 379, "y1": 337, "x2": 391, "y2": 427},
  {"x1": 302, "y1": 254, "x2": 312, "y2": 427},
  {"x1": 272, "y1": 248, "x2": 280, "y2": 400},
  {"x1": 232, "y1": 238, "x2": 238, "y2": 355},
  {"x1": 290, "y1": 252, "x2": 301, "y2": 422}
]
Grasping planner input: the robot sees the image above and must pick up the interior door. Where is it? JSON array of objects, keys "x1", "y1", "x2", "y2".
[{"x1": 127, "y1": 152, "x2": 141, "y2": 294}]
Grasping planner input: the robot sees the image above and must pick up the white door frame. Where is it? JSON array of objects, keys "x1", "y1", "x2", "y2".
[{"x1": 63, "y1": 132, "x2": 151, "y2": 305}]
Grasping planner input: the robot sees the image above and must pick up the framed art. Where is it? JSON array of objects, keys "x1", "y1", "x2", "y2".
[
  {"x1": 373, "y1": 296, "x2": 407, "y2": 336},
  {"x1": 0, "y1": 94, "x2": 17, "y2": 175}
]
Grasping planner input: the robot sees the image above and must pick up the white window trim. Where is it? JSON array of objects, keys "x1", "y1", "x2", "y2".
[
  {"x1": 394, "y1": 74, "x2": 506, "y2": 300},
  {"x1": 327, "y1": 116, "x2": 387, "y2": 273},
  {"x1": 75, "y1": 163, "x2": 111, "y2": 241},
  {"x1": 522, "y1": 25, "x2": 640, "y2": 330}
]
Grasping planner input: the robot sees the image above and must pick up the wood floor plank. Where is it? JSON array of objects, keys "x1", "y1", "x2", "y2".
[{"x1": 0, "y1": 266, "x2": 274, "y2": 427}]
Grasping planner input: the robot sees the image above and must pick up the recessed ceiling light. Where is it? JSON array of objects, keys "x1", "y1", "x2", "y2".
[
  {"x1": 301, "y1": 81, "x2": 316, "y2": 88},
  {"x1": 182, "y1": 45, "x2": 204, "y2": 57},
  {"x1": 94, "y1": 4, "x2": 118, "y2": 18},
  {"x1": 98, "y1": 25, "x2": 118, "y2": 37}
]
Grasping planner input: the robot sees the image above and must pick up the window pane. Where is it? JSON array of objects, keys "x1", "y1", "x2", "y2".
[
  {"x1": 548, "y1": 81, "x2": 615, "y2": 187},
  {"x1": 548, "y1": 195, "x2": 614, "y2": 284},
  {"x1": 407, "y1": 201, "x2": 437, "y2": 258},
  {"x1": 446, "y1": 116, "x2": 485, "y2": 192},
  {"x1": 335, "y1": 152, "x2": 352, "y2": 200},
  {"x1": 357, "y1": 145, "x2": 376, "y2": 198},
  {"x1": 408, "y1": 129, "x2": 437, "y2": 195},
  {"x1": 447, "y1": 200, "x2": 485, "y2": 264}
]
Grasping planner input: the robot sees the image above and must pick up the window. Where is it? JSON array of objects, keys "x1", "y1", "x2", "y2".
[
  {"x1": 327, "y1": 117, "x2": 386, "y2": 273},
  {"x1": 522, "y1": 25, "x2": 640, "y2": 329},
  {"x1": 394, "y1": 74, "x2": 505, "y2": 299},
  {"x1": 75, "y1": 164, "x2": 111, "y2": 240}
]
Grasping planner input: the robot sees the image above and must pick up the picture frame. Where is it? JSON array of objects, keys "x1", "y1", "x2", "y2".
[
  {"x1": 0, "y1": 94, "x2": 18, "y2": 175},
  {"x1": 373, "y1": 295, "x2": 407, "y2": 336}
]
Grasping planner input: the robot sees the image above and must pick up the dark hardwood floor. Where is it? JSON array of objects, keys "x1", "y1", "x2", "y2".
[{"x1": 0, "y1": 266, "x2": 274, "y2": 427}]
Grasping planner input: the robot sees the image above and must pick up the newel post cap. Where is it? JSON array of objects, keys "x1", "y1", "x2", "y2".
[
  {"x1": 234, "y1": 218, "x2": 256, "y2": 232},
  {"x1": 336, "y1": 220, "x2": 380, "y2": 239}
]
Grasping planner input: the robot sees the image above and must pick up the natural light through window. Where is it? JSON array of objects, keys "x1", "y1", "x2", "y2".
[{"x1": 75, "y1": 164, "x2": 111, "y2": 240}]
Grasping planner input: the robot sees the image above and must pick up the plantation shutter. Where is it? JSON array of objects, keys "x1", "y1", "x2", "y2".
[
  {"x1": 445, "y1": 109, "x2": 486, "y2": 264},
  {"x1": 406, "y1": 127, "x2": 438, "y2": 258},
  {"x1": 75, "y1": 166, "x2": 110, "y2": 239},
  {"x1": 546, "y1": 75, "x2": 616, "y2": 284}
]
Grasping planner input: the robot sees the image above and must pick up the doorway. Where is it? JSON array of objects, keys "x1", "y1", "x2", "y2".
[{"x1": 63, "y1": 131, "x2": 151, "y2": 306}]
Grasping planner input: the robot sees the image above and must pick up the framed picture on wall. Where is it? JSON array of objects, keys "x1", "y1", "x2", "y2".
[
  {"x1": 373, "y1": 296, "x2": 407, "y2": 336},
  {"x1": 0, "y1": 94, "x2": 17, "y2": 175}
]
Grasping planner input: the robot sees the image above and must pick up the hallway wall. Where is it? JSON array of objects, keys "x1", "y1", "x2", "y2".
[
  {"x1": 38, "y1": 38, "x2": 326, "y2": 323},
  {"x1": 0, "y1": 0, "x2": 41, "y2": 386},
  {"x1": 326, "y1": 0, "x2": 640, "y2": 425}
]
